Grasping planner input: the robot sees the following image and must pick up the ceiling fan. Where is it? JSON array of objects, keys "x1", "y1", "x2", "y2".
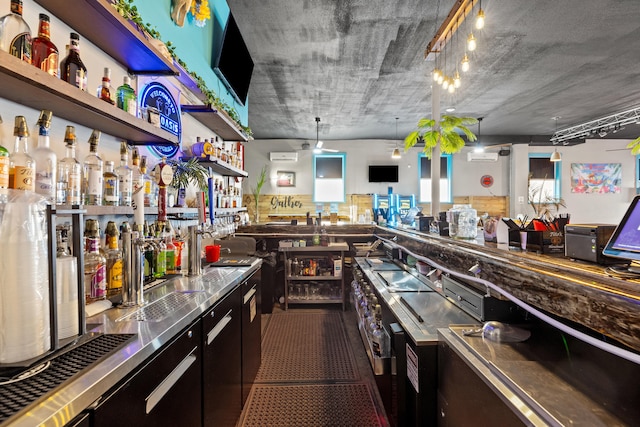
[{"x1": 310, "y1": 117, "x2": 338, "y2": 153}]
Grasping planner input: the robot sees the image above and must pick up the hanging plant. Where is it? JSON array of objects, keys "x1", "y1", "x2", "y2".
[{"x1": 404, "y1": 115, "x2": 478, "y2": 159}]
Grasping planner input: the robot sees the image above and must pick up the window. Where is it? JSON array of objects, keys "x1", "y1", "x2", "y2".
[
  {"x1": 313, "y1": 153, "x2": 345, "y2": 203},
  {"x1": 419, "y1": 154, "x2": 452, "y2": 203},
  {"x1": 528, "y1": 154, "x2": 561, "y2": 202}
]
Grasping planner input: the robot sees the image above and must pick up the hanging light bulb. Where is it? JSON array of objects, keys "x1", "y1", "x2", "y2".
[
  {"x1": 467, "y1": 33, "x2": 477, "y2": 51},
  {"x1": 392, "y1": 117, "x2": 401, "y2": 159},
  {"x1": 453, "y1": 70, "x2": 461, "y2": 88},
  {"x1": 443, "y1": 77, "x2": 449, "y2": 90},
  {"x1": 433, "y1": 67, "x2": 441, "y2": 82},
  {"x1": 437, "y1": 73, "x2": 444, "y2": 85},
  {"x1": 461, "y1": 54, "x2": 470, "y2": 72},
  {"x1": 476, "y1": 0, "x2": 485, "y2": 29},
  {"x1": 448, "y1": 79, "x2": 455, "y2": 93}
]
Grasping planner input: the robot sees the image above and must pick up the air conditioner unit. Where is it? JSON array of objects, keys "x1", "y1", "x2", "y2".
[
  {"x1": 467, "y1": 152, "x2": 499, "y2": 162},
  {"x1": 269, "y1": 152, "x2": 298, "y2": 162}
]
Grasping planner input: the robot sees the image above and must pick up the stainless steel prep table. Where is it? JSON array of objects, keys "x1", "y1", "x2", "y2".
[{"x1": 3, "y1": 260, "x2": 261, "y2": 427}]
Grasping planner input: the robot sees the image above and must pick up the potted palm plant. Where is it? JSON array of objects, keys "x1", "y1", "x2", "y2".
[
  {"x1": 166, "y1": 157, "x2": 209, "y2": 207},
  {"x1": 404, "y1": 115, "x2": 478, "y2": 158}
]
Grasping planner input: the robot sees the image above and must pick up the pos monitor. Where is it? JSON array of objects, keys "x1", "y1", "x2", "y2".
[{"x1": 603, "y1": 195, "x2": 640, "y2": 271}]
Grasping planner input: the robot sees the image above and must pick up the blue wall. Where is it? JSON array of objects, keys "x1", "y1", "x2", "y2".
[{"x1": 133, "y1": 0, "x2": 248, "y2": 126}]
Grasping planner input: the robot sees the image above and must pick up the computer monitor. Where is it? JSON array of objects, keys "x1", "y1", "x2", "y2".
[{"x1": 603, "y1": 195, "x2": 640, "y2": 265}]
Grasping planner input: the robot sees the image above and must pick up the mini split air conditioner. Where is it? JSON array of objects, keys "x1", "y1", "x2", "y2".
[
  {"x1": 269, "y1": 152, "x2": 298, "y2": 162},
  {"x1": 467, "y1": 152, "x2": 499, "y2": 162}
]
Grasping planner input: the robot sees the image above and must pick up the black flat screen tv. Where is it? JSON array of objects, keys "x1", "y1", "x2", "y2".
[
  {"x1": 369, "y1": 165, "x2": 399, "y2": 183},
  {"x1": 213, "y1": 12, "x2": 254, "y2": 106}
]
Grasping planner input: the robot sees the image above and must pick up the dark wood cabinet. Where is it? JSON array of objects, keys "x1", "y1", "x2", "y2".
[
  {"x1": 92, "y1": 321, "x2": 202, "y2": 427},
  {"x1": 201, "y1": 286, "x2": 242, "y2": 427},
  {"x1": 241, "y1": 269, "x2": 262, "y2": 404}
]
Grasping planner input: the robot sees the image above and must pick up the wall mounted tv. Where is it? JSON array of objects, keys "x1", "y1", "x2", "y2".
[
  {"x1": 369, "y1": 165, "x2": 399, "y2": 183},
  {"x1": 213, "y1": 11, "x2": 254, "y2": 106}
]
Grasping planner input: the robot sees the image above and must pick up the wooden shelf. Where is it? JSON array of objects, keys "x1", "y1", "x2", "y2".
[
  {"x1": 0, "y1": 51, "x2": 179, "y2": 145},
  {"x1": 180, "y1": 105, "x2": 249, "y2": 142},
  {"x1": 182, "y1": 156, "x2": 249, "y2": 178},
  {"x1": 34, "y1": 0, "x2": 179, "y2": 75},
  {"x1": 57, "y1": 205, "x2": 201, "y2": 216}
]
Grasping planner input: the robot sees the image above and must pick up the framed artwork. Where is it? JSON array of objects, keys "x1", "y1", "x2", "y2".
[
  {"x1": 277, "y1": 171, "x2": 296, "y2": 187},
  {"x1": 570, "y1": 163, "x2": 621, "y2": 194}
]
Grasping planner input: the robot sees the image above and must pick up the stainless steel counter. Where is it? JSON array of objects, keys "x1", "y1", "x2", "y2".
[
  {"x1": 4, "y1": 260, "x2": 261, "y2": 427},
  {"x1": 438, "y1": 325, "x2": 627, "y2": 426},
  {"x1": 354, "y1": 257, "x2": 476, "y2": 345}
]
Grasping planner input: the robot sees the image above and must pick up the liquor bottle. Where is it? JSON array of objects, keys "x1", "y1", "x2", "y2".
[
  {"x1": 116, "y1": 75, "x2": 137, "y2": 116},
  {"x1": 115, "y1": 141, "x2": 133, "y2": 206},
  {"x1": 139, "y1": 155, "x2": 153, "y2": 207},
  {"x1": 0, "y1": 0, "x2": 31, "y2": 63},
  {"x1": 103, "y1": 160, "x2": 119, "y2": 206},
  {"x1": 83, "y1": 130, "x2": 103, "y2": 205},
  {"x1": 84, "y1": 219, "x2": 106, "y2": 303},
  {"x1": 97, "y1": 67, "x2": 115, "y2": 104},
  {"x1": 31, "y1": 13, "x2": 58, "y2": 76},
  {"x1": 164, "y1": 223, "x2": 176, "y2": 275},
  {"x1": 56, "y1": 126, "x2": 82, "y2": 205},
  {"x1": 105, "y1": 221, "x2": 123, "y2": 298},
  {"x1": 32, "y1": 110, "x2": 56, "y2": 201},
  {"x1": 131, "y1": 148, "x2": 142, "y2": 193},
  {"x1": 8, "y1": 115, "x2": 35, "y2": 191},
  {"x1": 60, "y1": 32, "x2": 87, "y2": 91},
  {"x1": 0, "y1": 141, "x2": 9, "y2": 189},
  {"x1": 154, "y1": 222, "x2": 167, "y2": 278}
]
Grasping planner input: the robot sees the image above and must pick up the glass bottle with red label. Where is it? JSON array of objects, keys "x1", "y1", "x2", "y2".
[{"x1": 31, "y1": 13, "x2": 58, "y2": 76}]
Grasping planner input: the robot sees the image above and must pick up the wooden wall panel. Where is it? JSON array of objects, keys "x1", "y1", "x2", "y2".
[{"x1": 243, "y1": 194, "x2": 508, "y2": 223}]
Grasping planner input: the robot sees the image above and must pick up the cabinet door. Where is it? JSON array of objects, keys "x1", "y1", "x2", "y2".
[
  {"x1": 242, "y1": 270, "x2": 262, "y2": 404},
  {"x1": 202, "y1": 287, "x2": 242, "y2": 427},
  {"x1": 93, "y1": 321, "x2": 202, "y2": 427}
]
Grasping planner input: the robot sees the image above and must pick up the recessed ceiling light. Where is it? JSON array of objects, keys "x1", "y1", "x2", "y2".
[{"x1": 445, "y1": 107, "x2": 456, "y2": 113}]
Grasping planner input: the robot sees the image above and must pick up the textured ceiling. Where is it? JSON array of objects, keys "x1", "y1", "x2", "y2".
[{"x1": 227, "y1": 0, "x2": 640, "y2": 145}]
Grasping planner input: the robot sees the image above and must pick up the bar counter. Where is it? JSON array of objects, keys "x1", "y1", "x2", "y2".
[
  {"x1": 3, "y1": 261, "x2": 261, "y2": 427},
  {"x1": 238, "y1": 223, "x2": 640, "y2": 354},
  {"x1": 374, "y1": 225, "x2": 640, "y2": 355}
]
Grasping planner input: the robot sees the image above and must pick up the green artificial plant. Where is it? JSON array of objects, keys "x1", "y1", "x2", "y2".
[
  {"x1": 627, "y1": 135, "x2": 640, "y2": 155},
  {"x1": 404, "y1": 115, "x2": 478, "y2": 158},
  {"x1": 167, "y1": 157, "x2": 209, "y2": 191},
  {"x1": 251, "y1": 166, "x2": 267, "y2": 222}
]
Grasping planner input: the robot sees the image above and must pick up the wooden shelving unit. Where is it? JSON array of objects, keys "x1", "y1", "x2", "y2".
[
  {"x1": 180, "y1": 105, "x2": 249, "y2": 142},
  {"x1": 182, "y1": 156, "x2": 249, "y2": 178},
  {"x1": 35, "y1": 0, "x2": 179, "y2": 75},
  {"x1": 34, "y1": 0, "x2": 249, "y2": 143},
  {"x1": 0, "y1": 51, "x2": 178, "y2": 145}
]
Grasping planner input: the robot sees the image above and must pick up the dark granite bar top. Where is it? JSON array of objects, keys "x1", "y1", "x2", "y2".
[{"x1": 375, "y1": 226, "x2": 640, "y2": 354}]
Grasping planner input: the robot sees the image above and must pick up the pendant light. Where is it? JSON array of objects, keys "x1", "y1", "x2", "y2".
[
  {"x1": 453, "y1": 21, "x2": 462, "y2": 88},
  {"x1": 467, "y1": 2, "x2": 477, "y2": 51},
  {"x1": 392, "y1": 117, "x2": 401, "y2": 159},
  {"x1": 550, "y1": 116, "x2": 562, "y2": 162},
  {"x1": 476, "y1": 0, "x2": 485, "y2": 29}
]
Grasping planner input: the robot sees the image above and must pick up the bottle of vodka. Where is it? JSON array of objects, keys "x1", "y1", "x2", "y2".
[
  {"x1": 83, "y1": 130, "x2": 103, "y2": 205},
  {"x1": 32, "y1": 110, "x2": 56, "y2": 201},
  {"x1": 115, "y1": 141, "x2": 133, "y2": 206},
  {"x1": 57, "y1": 126, "x2": 82, "y2": 205},
  {"x1": 9, "y1": 115, "x2": 35, "y2": 191}
]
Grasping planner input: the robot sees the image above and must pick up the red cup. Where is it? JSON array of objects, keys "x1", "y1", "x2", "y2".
[{"x1": 205, "y1": 245, "x2": 221, "y2": 263}]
